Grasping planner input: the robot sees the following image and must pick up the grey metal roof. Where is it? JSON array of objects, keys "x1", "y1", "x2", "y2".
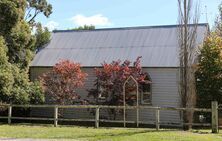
[{"x1": 31, "y1": 24, "x2": 208, "y2": 67}]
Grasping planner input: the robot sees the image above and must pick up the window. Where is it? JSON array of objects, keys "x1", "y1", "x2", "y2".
[{"x1": 141, "y1": 75, "x2": 152, "y2": 104}]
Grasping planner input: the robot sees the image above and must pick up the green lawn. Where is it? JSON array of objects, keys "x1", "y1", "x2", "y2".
[{"x1": 0, "y1": 124, "x2": 221, "y2": 141}]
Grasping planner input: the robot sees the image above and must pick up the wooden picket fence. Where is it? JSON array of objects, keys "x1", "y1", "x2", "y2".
[{"x1": 0, "y1": 101, "x2": 219, "y2": 133}]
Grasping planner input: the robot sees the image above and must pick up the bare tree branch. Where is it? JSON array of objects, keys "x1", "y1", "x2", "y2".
[{"x1": 178, "y1": 0, "x2": 200, "y2": 130}]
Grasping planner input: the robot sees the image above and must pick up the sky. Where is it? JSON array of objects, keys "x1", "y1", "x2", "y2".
[{"x1": 36, "y1": 0, "x2": 222, "y2": 31}]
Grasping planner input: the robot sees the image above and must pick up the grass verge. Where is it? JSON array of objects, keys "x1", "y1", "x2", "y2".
[{"x1": 0, "y1": 123, "x2": 221, "y2": 141}]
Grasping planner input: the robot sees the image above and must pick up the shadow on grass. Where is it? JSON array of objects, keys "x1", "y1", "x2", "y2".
[{"x1": 192, "y1": 130, "x2": 211, "y2": 134}]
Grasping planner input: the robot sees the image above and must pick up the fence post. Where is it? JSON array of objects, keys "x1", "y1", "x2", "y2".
[
  {"x1": 211, "y1": 101, "x2": 218, "y2": 133},
  {"x1": 95, "y1": 107, "x2": 100, "y2": 128},
  {"x1": 155, "y1": 108, "x2": 160, "y2": 130},
  {"x1": 8, "y1": 105, "x2": 12, "y2": 124},
  {"x1": 54, "y1": 105, "x2": 58, "y2": 127},
  {"x1": 136, "y1": 105, "x2": 139, "y2": 127}
]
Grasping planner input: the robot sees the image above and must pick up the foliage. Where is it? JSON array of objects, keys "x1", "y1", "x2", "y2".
[
  {"x1": 0, "y1": 0, "x2": 19, "y2": 36},
  {"x1": 9, "y1": 66, "x2": 31, "y2": 104},
  {"x1": 0, "y1": 36, "x2": 14, "y2": 103},
  {"x1": 6, "y1": 20, "x2": 35, "y2": 68},
  {"x1": 0, "y1": 0, "x2": 50, "y2": 105},
  {"x1": 34, "y1": 23, "x2": 51, "y2": 49},
  {"x1": 29, "y1": 81, "x2": 45, "y2": 104},
  {"x1": 87, "y1": 57, "x2": 149, "y2": 119},
  {"x1": 25, "y1": 0, "x2": 52, "y2": 26},
  {"x1": 0, "y1": 64, "x2": 44, "y2": 104},
  {"x1": 40, "y1": 60, "x2": 87, "y2": 105},
  {"x1": 0, "y1": 0, "x2": 52, "y2": 68},
  {"x1": 0, "y1": 36, "x2": 8, "y2": 65},
  {"x1": 71, "y1": 25, "x2": 95, "y2": 30},
  {"x1": 196, "y1": 34, "x2": 222, "y2": 108},
  {"x1": 214, "y1": 2, "x2": 222, "y2": 36},
  {"x1": 0, "y1": 0, "x2": 33, "y2": 68},
  {"x1": 0, "y1": 36, "x2": 44, "y2": 105}
]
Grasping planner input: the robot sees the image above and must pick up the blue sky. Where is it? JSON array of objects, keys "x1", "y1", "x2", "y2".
[{"x1": 36, "y1": 0, "x2": 222, "y2": 31}]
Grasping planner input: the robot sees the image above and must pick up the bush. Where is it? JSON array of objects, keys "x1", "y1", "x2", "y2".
[
  {"x1": 0, "y1": 36, "x2": 44, "y2": 105},
  {"x1": 40, "y1": 60, "x2": 87, "y2": 105},
  {"x1": 29, "y1": 81, "x2": 45, "y2": 104}
]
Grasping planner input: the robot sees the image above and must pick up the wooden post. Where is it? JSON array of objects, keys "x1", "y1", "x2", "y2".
[
  {"x1": 54, "y1": 105, "x2": 58, "y2": 127},
  {"x1": 211, "y1": 101, "x2": 218, "y2": 133},
  {"x1": 123, "y1": 84, "x2": 126, "y2": 127},
  {"x1": 136, "y1": 82, "x2": 139, "y2": 127},
  {"x1": 8, "y1": 105, "x2": 12, "y2": 124},
  {"x1": 155, "y1": 108, "x2": 160, "y2": 130},
  {"x1": 136, "y1": 105, "x2": 139, "y2": 127},
  {"x1": 95, "y1": 107, "x2": 100, "y2": 128}
]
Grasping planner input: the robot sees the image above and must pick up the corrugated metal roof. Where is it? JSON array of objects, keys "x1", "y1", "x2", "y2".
[{"x1": 31, "y1": 24, "x2": 208, "y2": 67}]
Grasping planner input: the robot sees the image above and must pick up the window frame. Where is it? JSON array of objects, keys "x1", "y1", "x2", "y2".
[
  {"x1": 96, "y1": 79, "x2": 106, "y2": 100},
  {"x1": 140, "y1": 74, "x2": 152, "y2": 105}
]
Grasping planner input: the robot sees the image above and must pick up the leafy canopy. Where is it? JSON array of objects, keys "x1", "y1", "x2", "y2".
[
  {"x1": 0, "y1": 36, "x2": 44, "y2": 104},
  {"x1": 25, "y1": 0, "x2": 52, "y2": 26},
  {"x1": 0, "y1": 0, "x2": 50, "y2": 105},
  {"x1": 70, "y1": 25, "x2": 95, "y2": 30},
  {"x1": 35, "y1": 23, "x2": 51, "y2": 49},
  {"x1": 196, "y1": 34, "x2": 222, "y2": 108},
  {"x1": 88, "y1": 57, "x2": 149, "y2": 106},
  {"x1": 40, "y1": 60, "x2": 87, "y2": 105}
]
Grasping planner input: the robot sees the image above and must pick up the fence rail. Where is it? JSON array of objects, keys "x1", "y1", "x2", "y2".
[{"x1": 0, "y1": 102, "x2": 217, "y2": 133}]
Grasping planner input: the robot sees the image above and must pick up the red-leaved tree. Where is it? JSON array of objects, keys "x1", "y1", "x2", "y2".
[
  {"x1": 87, "y1": 57, "x2": 150, "y2": 119},
  {"x1": 40, "y1": 60, "x2": 87, "y2": 105}
]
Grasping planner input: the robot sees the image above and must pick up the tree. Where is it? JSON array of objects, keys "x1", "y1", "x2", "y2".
[
  {"x1": 87, "y1": 57, "x2": 149, "y2": 119},
  {"x1": 34, "y1": 23, "x2": 51, "y2": 50},
  {"x1": 0, "y1": 0, "x2": 50, "y2": 105},
  {"x1": 0, "y1": 36, "x2": 14, "y2": 104},
  {"x1": 214, "y1": 2, "x2": 222, "y2": 36},
  {"x1": 0, "y1": 0, "x2": 34, "y2": 68},
  {"x1": 178, "y1": 0, "x2": 200, "y2": 130},
  {"x1": 25, "y1": 0, "x2": 52, "y2": 26},
  {"x1": 29, "y1": 81, "x2": 45, "y2": 104},
  {"x1": 71, "y1": 25, "x2": 95, "y2": 30},
  {"x1": 0, "y1": 0, "x2": 52, "y2": 68},
  {"x1": 40, "y1": 60, "x2": 87, "y2": 105},
  {"x1": 196, "y1": 34, "x2": 222, "y2": 108},
  {"x1": 6, "y1": 20, "x2": 35, "y2": 68},
  {"x1": 0, "y1": 36, "x2": 44, "y2": 105},
  {"x1": 0, "y1": 0, "x2": 20, "y2": 36}
]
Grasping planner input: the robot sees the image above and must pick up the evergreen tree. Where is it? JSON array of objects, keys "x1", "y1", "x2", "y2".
[{"x1": 196, "y1": 34, "x2": 222, "y2": 108}]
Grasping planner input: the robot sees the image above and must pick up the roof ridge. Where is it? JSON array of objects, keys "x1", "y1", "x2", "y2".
[{"x1": 53, "y1": 23, "x2": 208, "y2": 33}]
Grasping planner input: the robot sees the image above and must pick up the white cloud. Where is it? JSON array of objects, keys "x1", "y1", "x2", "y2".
[
  {"x1": 70, "y1": 14, "x2": 112, "y2": 27},
  {"x1": 45, "y1": 21, "x2": 59, "y2": 31}
]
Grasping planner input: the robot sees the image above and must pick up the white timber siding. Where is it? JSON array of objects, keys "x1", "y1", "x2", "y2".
[{"x1": 30, "y1": 67, "x2": 181, "y2": 125}]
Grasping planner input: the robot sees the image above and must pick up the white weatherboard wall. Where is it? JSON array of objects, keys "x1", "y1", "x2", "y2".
[{"x1": 30, "y1": 67, "x2": 181, "y2": 125}]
